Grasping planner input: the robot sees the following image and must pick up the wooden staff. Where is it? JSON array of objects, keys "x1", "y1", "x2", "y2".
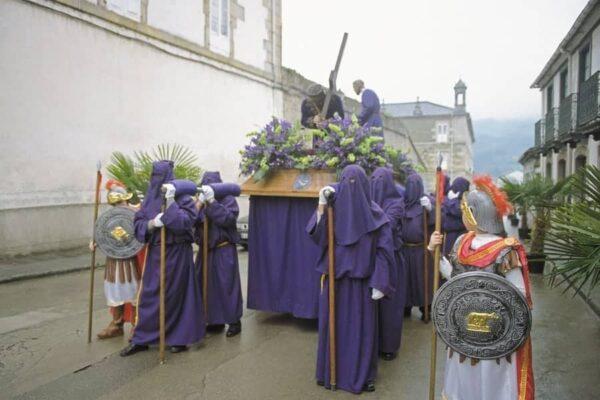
[
  {"x1": 87, "y1": 161, "x2": 102, "y2": 343},
  {"x1": 326, "y1": 204, "x2": 337, "y2": 391},
  {"x1": 202, "y1": 216, "x2": 209, "y2": 320},
  {"x1": 429, "y1": 161, "x2": 445, "y2": 400},
  {"x1": 423, "y1": 209, "x2": 430, "y2": 323},
  {"x1": 159, "y1": 201, "x2": 167, "y2": 364}
]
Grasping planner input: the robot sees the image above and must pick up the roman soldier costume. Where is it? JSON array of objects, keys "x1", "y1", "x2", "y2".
[{"x1": 434, "y1": 175, "x2": 534, "y2": 400}]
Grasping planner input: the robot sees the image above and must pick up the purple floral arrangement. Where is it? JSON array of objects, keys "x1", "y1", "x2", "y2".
[{"x1": 239, "y1": 116, "x2": 412, "y2": 182}]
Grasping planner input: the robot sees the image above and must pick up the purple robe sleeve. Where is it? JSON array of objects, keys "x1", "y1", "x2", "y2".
[
  {"x1": 306, "y1": 210, "x2": 328, "y2": 247},
  {"x1": 359, "y1": 89, "x2": 378, "y2": 126},
  {"x1": 368, "y1": 225, "x2": 395, "y2": 297},
  {"x1": 205, "y1": 196, "x2": 239, "y2": 228},
  {"x1": 161, "y1": 196, "x2": 198, "y2": 234},
  {"x1": 134, "y1": 210, "x2": 151, "y2": 243}
]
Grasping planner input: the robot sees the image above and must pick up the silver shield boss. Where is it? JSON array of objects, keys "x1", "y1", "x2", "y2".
[
  {"x1": 94, "y1": 207, "x2": 144, "y2": 259},
  {"x1": 432, "y1": 271, "x2": 532, "y2": 360}
]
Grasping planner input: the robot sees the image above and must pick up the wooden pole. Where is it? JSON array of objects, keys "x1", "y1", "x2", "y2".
[
  {"x1": 87, "y1": 162, "x2": 102, "y2": 343},
  {"x1": 429, "y1": 167, "x2": 444, "y2": 400},
  {"x1": 320, "y1": 32, "x2": 348, "y2": 119},
  {"x1": 159, "y1": 202, "x2": 166, "y2": 364},
  {"x1": 423, "y1": 210, "x2": 430, "y2": 323},
  {"x1": 202, "y1": 216, "x2": 209, "y2": 320},
  {"x1": 326, "y1": 205, "x2": 337, "y2": 391}
]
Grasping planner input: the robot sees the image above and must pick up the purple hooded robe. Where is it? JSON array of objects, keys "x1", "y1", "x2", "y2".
[
  {"x1": 442, "y1": 177, "x2": 470, "y2": 256},
  {"x1": 371, "y1": 167, "x2": 407, "y2": 355},
  {"x1": 307, "y1": 165, "x2": 394, "y2": 394},
  {"x1": 132, "y1": 160, "x2": 205, "y2": 346},
  {"x1": 400, "y1": 173, "x2": 435, "y2": 308},
  {"x1": 195, "y1": 171, "x2": 243, "y2": 325}
]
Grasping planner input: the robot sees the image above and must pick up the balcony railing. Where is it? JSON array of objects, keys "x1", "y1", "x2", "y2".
[
  {"x1": 558, "y1": 94, "x2": 577, "y2": 139},
  {"x1": 578, "y1": 71, "x2": 600, "y2": 126},
  {"x1": 534, "y1": 120, "x2": 542, "y2": 147},
  {"x1": 545, "y1": 108, "x2": 557, "y2": 144}
]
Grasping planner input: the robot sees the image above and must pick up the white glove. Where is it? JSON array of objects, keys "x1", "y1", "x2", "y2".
[
  {"x1": 201, "y1": 185, "x2": 215, "y2": 203},
  {"x1": 319, "y1": 186, "x2": 336, "y2": 205},
  {"x1": 447, "y1": 190, "x2": 459, "y2": 200},
  {"x1": 198, "y1": 192, "x2": 207, "y2": 204},
  {"x1": 420, "y1": 196, "x2": 432, "y2": 211},
  {"x1": 162, "y1": 183, "x2": 176, "y2": 199},
  {"x1": 153, "y1": 213, "x2": 164, "y2": 228},
  {"x1": 371, "y1": 288, "x2": 385, "y2": 300},
  {"x1": 440, "y1": 257, "x2": 453, "y2": 279}
]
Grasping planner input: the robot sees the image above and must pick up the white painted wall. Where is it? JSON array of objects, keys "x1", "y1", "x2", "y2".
[
  {"x1": 0, "y1": 0, "x2": 282, "y2": 255},
  {"x1": 147, "y1": 0, "x2": 205, "y2": 45}
]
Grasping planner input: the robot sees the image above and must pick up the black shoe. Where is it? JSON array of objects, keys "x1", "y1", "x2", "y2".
[
  {"x1": 420, "y1": 306, "x2": 431, "y2": 322},
  {"x1": 403, "y1": 307, "x2": 412, "y2": 317},
  {"x1": 119, "y1": 343, "x2": 148, "y2": 357},
  {"x1": 381, "y1": 352, "x2": 396, "y2": 361},
  {"x1": 206, "y1": 324, "x2": 225, "y2": 332},
  {"x1": 362, "y1": 382, "x2": 376, "y2": 392},
  {"x1": 170, "y1": 345, "x2": 188, "y2": 354},
  {"x1": 316, "y1": 380, "x2": 324, "y2": 387},
  {"x1": 226, "y1": 321, "x2": 241, "y2": 337}
]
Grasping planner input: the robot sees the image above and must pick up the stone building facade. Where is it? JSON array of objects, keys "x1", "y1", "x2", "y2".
[
  {"x1": 0, "y1": 0, "x2": 284, "y2": 256},
  {"x1": 519, "y1": 0, "x2": 600, "y2": 181},
  {"x1": 382, "y1": 81, "x2": 475, "y2": 190}
]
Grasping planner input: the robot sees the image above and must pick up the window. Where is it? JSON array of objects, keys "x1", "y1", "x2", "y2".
[
  {"x1": 210, "y1": 0, "x2": 230, "y2": 55},
  {"x1": 579, "y1": 44, "x2": 591, "y2": 84},
  {"x1": 559, "y1": 68, "x2": 568, "y2": 102},
  {"x1": 546, "y1": 84, "x2": 554, "y2": 112},
  {"x1": 436, "y1": 122, "x2": 449, "y2": 143},
  {"x1": 106, "y1": 0, "x2": 141, "y2": 21}
]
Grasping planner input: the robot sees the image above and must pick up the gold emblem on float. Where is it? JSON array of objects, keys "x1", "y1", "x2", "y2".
[
  {"x1": 110, "y1": 226, "x2": 130, "y2": 242},
  {"x1": 466, "y1": 312, "x2": 499, "y2": 333}
]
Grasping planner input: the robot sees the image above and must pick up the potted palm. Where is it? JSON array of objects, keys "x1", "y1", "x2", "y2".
[
  {"x1": 502, "y1": 175, "x2": 566, "y2": 273},
  {"x1": 546, "y1": 166, "x2": 600, "y2": 294}
]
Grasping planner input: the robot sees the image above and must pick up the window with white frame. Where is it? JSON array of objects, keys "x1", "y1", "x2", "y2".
[
  {"x1": 436, "y1": 122, "x2": 449, "y2": 143},
  {"x1": 210, "y1": 0, "x2": 230, "y2": 55}
]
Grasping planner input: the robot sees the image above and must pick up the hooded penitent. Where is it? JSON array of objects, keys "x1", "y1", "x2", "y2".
[
  {"x1": 195, "y1": 170, "x2": 243, "y2": 326},
  {"x1": 442, "y1": 177, "x2": 471, "y2": 255},
  {"x1": 132, "y1": 160, "x2": 205, "y2": 347},
  {"x1": 307, "y1": 164, "x2": 394, "y2": 394},
  {"x1": 370, "y1": 167, "x2": 408, "y2": 355}
]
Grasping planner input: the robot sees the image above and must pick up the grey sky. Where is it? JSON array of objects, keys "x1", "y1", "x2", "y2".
[{"x1": 282, "y1": 0, "x2": 587, "y2": 119}]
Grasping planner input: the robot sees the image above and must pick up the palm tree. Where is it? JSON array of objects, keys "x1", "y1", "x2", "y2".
[
  {"x1": 546, "y1": 166, "x2": 600, "y2": 294},
  {"x1": 107, "y1": 143, "x2": 202, "y2": 203}
]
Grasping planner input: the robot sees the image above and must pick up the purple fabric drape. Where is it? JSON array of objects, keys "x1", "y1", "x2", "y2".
[
  {"x1": 358, "y1": 88, "x2": 383, "y2": 131},
  {"x1": 247, "y1": 196, "x2": 322, "y2": 319}
]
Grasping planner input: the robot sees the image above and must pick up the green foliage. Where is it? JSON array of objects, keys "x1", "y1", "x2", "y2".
[
  {"x1": 106, "y1": 143, "x2": 202, "y2": 202},
  {"x1": 546, "y1": 166, "x2": 600, "y2": 294}
]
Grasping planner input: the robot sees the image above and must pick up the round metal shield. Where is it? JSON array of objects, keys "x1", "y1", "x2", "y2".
[
  {"x1": 432, "y1": 271, "x2": 532, "y2": 360},
  {"x1": 94, "y1": 207, "x2": 143, "y2": 259}
]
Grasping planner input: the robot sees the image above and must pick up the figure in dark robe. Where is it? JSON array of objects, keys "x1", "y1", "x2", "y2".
[
  {"x1": 195, "y1": 171, "x2": 243, "y2": 337},
  {"x1": 442, "y1": 177, "x2": 470, "y2": 256},
  {"x1": 353, "y1": 79, "x2": 383, "y2": 133},
  {"x1": 307, "y1": 165, "x2": 394, "y2": 394},
  {"x1": 370, "y1": 167, "x2": 407, "y2": 361},
  {"x1": 301, "y1": 83, "x2": 345, "y2": 128},
  {"x1": 120, "y1": 160, "x2": 205, "y2": 356},
  {"x1": 400, "y1": 173, "x2": 435, "y2": 319}
]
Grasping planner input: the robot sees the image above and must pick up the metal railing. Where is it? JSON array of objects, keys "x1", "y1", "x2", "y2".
[
  {"x1": 558, "y1": 94, "x2": 576, "y2": 138},
  {"x1": 578, "y1": 71, "x2": 599, "y2": 126},
  {"x1": 545, "y1": 108, "x2": 557, "y2": 144},
  {"x1": 534, "y1": 120, "x2": 542, "y2": 147}
]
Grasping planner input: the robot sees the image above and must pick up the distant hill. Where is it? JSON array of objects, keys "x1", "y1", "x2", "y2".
[{"x1": 472, "y1": 118, "x2": 535, "y2": 177}]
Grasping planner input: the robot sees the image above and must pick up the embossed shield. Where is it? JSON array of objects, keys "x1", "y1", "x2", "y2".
[
  {"x1": 432, "y1": 271, "x2": 532, "y2": 359},
  {"x1": 94, "y1": 207, "x2": 143, "y2": 259}
]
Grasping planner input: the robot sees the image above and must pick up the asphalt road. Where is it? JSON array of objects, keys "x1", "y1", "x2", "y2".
[{"x1": 1, "y1": 252, "x2": 598, "y2": 400}]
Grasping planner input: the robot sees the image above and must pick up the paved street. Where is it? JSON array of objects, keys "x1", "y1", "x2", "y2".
[{"x1": 1, "y1": 251, "x2": 598, "y2": 400}]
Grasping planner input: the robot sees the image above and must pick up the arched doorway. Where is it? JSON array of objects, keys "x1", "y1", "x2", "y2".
[
  {"x1": 575, "y1": 155, "x2": 587, "y2": 171},
  {"x1": 558, "y1": 159, "x2": 566, "y2": 180},
  {"x1": 546, "y1": 162, "x2": 552, "y2": 178}
]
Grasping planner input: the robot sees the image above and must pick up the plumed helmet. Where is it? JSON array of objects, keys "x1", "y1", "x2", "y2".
[
  {"x1": 461, "y1": 175, "x2": 512, "y2": 235},
  {"x1": 106, "y1": 179, "x2": 133, "y2": 205}
]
